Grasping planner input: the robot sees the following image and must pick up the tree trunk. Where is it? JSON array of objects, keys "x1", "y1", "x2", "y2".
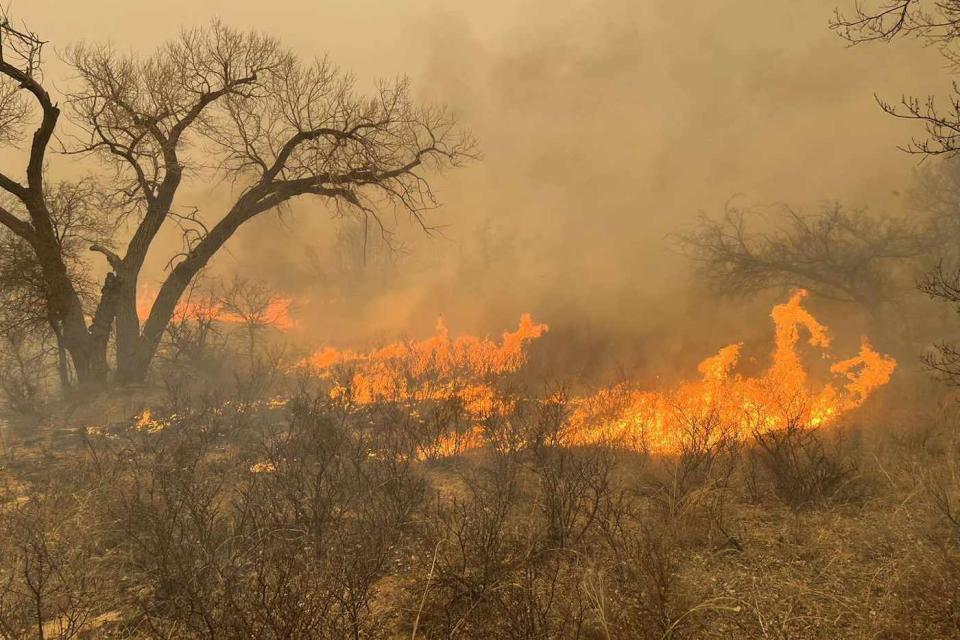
[
  {"x1": 117, "y1": 344, "x2": 154, "y2": 386},
  {"x1": 114, "y1": 275, "x2": 145, "y2": 385},
  {"x1": 64, "y1": 337, "x2": 109, "y2": 391},
  {"x1": 119, "y1": 280, "x2": 185, "y2": 385},
  {"x1": 128, "y1": 196, "x2": 266, "y2": 384},
  {"x1": 53, "y1": 330, "x2": 73, "y2": 394},
  {"x1": 58, "y1": 293, "x2": 110, "y2": 391},
  {"x1": 23, "y1": 199, "x2": 110, "y2": 390}
]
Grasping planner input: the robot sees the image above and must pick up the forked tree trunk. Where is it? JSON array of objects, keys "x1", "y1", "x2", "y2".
[
  {"x1": 116, "y1": 196, "x2": 265, "y2": 385},
  {"x1": 113, "y1": 277, "x2": 147, "y2": 385},
  {"x1": 64, "y1": 334, "x2": 109, "y2": 391}
]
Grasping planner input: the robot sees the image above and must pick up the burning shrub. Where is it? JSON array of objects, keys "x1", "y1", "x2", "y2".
[
  {"x1": 0, "y1": 289, "x2": 912, "y2": 638},
  {"x1": 302, "y1": 314, "x2": 548, "y2": 426},
  {"x1": 292, "y1": 291, "x2": 896, "y2": 468}
]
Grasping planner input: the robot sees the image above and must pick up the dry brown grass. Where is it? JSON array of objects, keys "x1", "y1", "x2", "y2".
[{"x1": 0, "y1": 387, "x2": 957, "y2": 639}]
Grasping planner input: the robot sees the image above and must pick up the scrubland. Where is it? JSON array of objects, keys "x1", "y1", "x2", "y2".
[{"x1": 0, "y1": 364, "x2": 957, "y2": 640}]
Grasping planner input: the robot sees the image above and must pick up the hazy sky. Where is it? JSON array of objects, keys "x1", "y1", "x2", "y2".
[{"x1": 18, "y1": 0, "x2": 952, "y2": 355}]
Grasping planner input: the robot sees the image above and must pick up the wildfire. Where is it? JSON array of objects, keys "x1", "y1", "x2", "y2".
[
  {"x1": 303, "y1": 314, "x2": 549, "y2": 419},
  {"x1": 133, "y1": 408, "x2": 167, "y2": 433},
  {"x1": 303, "y1": 291, "x2": 894, "y2": 457},
  {"x1": 562, "y1": 290, "x2": 897, "y2": 453},
  {"x1": 136, "y1": 291, "x2": 297, "y2": 330}
]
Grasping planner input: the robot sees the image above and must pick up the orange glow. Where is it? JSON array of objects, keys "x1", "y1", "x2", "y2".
[
  {"x1": 133, "y1": 408, "x2": 167, "y2": 433},
  {"x1": 300, "y1": 291, "x2": 896, "y2": 458},
  {"x1": 562, "y1": 290, "x2": 897, "y2": 453},
  {"x1": 303, "y1": 314, "x2": 549, "y2": 422},
  {"x1": 136, "y1": 291, "x2": 297, "y2": 330}
]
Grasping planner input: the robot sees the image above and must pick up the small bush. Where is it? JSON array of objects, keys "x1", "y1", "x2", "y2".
[{"x1": 751, "y1": 420, "x2": 860, "y2": 510}]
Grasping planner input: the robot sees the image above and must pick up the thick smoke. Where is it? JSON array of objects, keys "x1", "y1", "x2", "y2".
[{"x1": 26, "y1": 0, "x2": 948, "y2": 381}]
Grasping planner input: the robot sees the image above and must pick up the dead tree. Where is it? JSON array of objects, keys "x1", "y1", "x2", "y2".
[
  {"x1": 0, "y1": 13, "x2": 474, "y2": 388},
  {"x1": 677, "y1": 202, "x2": 930, "y2": 316}
]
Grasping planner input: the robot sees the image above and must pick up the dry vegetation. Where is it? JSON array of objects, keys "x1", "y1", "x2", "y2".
[
  {"x1": 0, "y1": 363, "x2": 958, "y2": 639},
  {"x1": 5, "y1": 1, "x2": 960, "y2": 638}
]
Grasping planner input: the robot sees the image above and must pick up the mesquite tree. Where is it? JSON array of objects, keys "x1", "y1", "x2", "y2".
[
  {"x1": 677, "y1": 202, "x2": 932, "y2": 315},
  {"x1": 0, "y1": 15, "x2": 473, "y2": 388}
]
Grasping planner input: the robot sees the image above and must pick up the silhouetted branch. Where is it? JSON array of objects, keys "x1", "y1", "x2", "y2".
[{"x1": 676, "y1": 201, "x2": 931, "y2": 311}]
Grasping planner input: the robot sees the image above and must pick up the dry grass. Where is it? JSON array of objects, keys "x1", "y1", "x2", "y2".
[{"x1": 0, "y1": 386, "x2": 957, "y2": 639}]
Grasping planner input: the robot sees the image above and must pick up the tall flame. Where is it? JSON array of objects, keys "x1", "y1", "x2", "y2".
[
  {"x1": 302, "y1": 291, "x2": 896, "y2": 457},
  {"x1": 562, "y1": 290, "x2": 896, "y2": 453}
]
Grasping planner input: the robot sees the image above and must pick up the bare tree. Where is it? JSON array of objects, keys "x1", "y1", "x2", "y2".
[
  {"x1": 832, "y1": 1, "x2": 960, "y2": 156},
  {"x1": 677, "y1": 202, "x2": 930, "y2": 316},
  {"x1": 918, "y1": 263, "x2": 960, "y2": 381},
  {"x1": 0, "y1": 13, "x2": 474, "y2": 388},
  {"x1": 218, "y1": 276, "x2": 286, "y2": 361},
  {"x1": 831, "y1": 2, "x2": 960, "y2": 368},
  {"x1": 831, "y1": 1, "x2": 958, "y2": 43},
  {"x1": 911, "y1": 156, "x2": 960, "y2": 231},
  {"x1": 159, "y1": 277, "x2": 224, "y2": 367}
]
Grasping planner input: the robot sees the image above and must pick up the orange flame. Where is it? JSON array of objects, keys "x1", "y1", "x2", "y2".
[
  {"x1": 301, "y1": 291, "x2": 895, "y2": 458},
  {"x1": 136, "y1": 291, "x2": 297, "y2": 330},
  {"x1": 303, "y1": 314, "x2": 549, "y2": 420},
  {"x1": 562, "y1": 290, "x2": 896, "y2": 453}
]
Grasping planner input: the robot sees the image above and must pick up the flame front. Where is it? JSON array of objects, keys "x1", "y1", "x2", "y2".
[
  {"x1": 303, "y1": 313, "x2": 549, "y2": 419},
  {"x1": 562, "y1": 290, "x2": 897, "y2": 453},
  {"x1": 302, "y1": 290, "x2": 895, "y2": 457}
]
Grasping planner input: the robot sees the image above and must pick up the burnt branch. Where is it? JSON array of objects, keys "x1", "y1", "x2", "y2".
[
  {"x1": 0, "y1": 203, "x2": 31, "y2": 240},
  {"x1": 831, "y1": 1, "x2": 915, "y2": 42}
]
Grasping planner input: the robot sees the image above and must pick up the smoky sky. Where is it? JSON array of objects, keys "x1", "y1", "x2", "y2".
[{"x1": 21, "y1": 0, "x2": 951, "y2": 360}]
